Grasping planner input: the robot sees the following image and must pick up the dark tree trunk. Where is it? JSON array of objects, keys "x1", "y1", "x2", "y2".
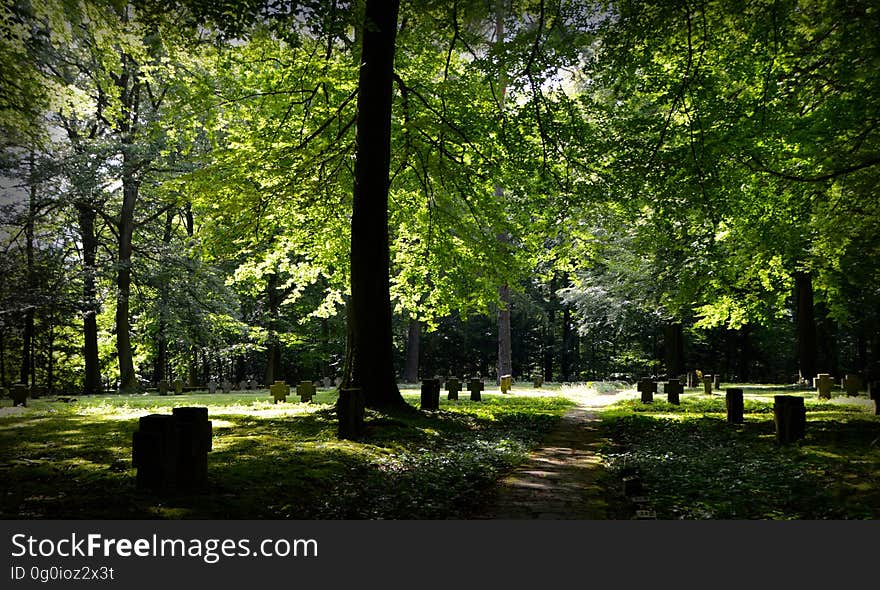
[
  {"x1": 738, "y1": 326, "x2": 751, "y2": 382},
  {"x1": 403, "y1": 318, "x2": 420, "y2": 382},
  {"x1": 795, "y1": 270, "x2": 817, "y2": 383},
  {"x1": 561, "y1": 306, "x2": 574, "y2": 381},
  {"x1": 264, "y1": 273, "x2": 282, "y2": 386},
  {"x1": 116, "y1": 171, "x2": 138, "y2": 392},
  {"x1": 663, "y1": 322, "x2": 685, "y2": 378},
  {"x1": 77, "y1": 203, "x2": 103, "y2": 394},
  {"x1": 815, "y1": 301, "x2": 838, "y2": 376},
  {"x1": 497, "y1": 282, "x2": 513, "y2": 381},
  {"x1": 20, "y1": 159, "x2": 36, "y2": 386},
  {"x1": 543, "y1": 276, "x2": 558, "y2": 381},
  {"x1": 343, "y1": 0, "x2": 405, "y2": 409}
]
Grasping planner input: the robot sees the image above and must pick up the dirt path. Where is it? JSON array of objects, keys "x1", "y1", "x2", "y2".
[{"x1": 473, "y1": 387, "x2": 635, "y2": 520}]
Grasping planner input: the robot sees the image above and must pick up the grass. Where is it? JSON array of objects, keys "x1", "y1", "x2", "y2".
[
  {"x1": 597, "y1": 387, "x2": 880, "y2": 519},
  {"x1": 0, "y1": 387, "x2": 574, "y2": 519}
]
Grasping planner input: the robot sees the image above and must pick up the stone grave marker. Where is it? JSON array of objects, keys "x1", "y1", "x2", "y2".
[
  {"x1": 841, "y1": 374, "x2": 862, "y2": 396},
  {"x1": 296, "y1": 380, "x2": 315, "y2": 402},
  {"x1": 420, "y1": 378, "x2": 440, "y2": 411},
  {"x1": 11, "y1": 384, "x2": 28, "y2": 407},
  {"x1": 221, "y1": 380, "x2": 232, "y2": 393},
  {"x1": 132, "y1": 414, "x2": 178, "y2": 491},
  {"x1": 158, "y1": 380, "x2": 169, "y2": 396},
  {"x1": 468, "y1": 378, "x2": 484, "y2": 401},
  {"x1": 702, "y1": 375, "x2": 713, "y2": 395},
  {"x1": 173, "y1": 379, "x2": 183, "y2": 395},
  {"x1": 500, "y1": 374, "x2": 512, "y2": 394},
  {"x1": 665, "y1": 379, "x2": 683, "y2": 405},
  {"x1": 815, "y1": 373, "x2": 833, "y2": 399},
  {"x1": 271, "y1": 381, "x2": 291, "y2": 403},
  {"x1": 533, "y1": 375, "x2": 544, "y2": 388},
  {"x1": 445, "y1": 377, "x2": 461, "y2": 400},
  {"x1": 323, "y1": 377, "x2": 332, "y2": 388},
  {"x1": 172, "y1": 406, "x2": 212, "y2": 490},
  {"x1": 207, "y1": 381, "x2": 218, "y2": 394},
  {"x1": 713, "y1": 375, "x2": 721, "y2": 390},
  {"x1": 637, "y1": 378, "x2": 657, "y2": 403},
  {"x1": 870, "y1": 384, "x2": 880, "y2": 415},
  {"x1": 334, "y1": 377, "x2": 343, "y2": 387},
  {"x1": 774, "y1": 395, "x2": 806, "y2": 443},
  {"x1": 725, "y1": 388, "x2": 744, "y2": 424},
  {"x1": 338, "y1": 388, "x2": 365, "y2": 440}
]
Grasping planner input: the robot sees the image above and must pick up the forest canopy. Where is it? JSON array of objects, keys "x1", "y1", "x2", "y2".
[{"x1": 1, "y1": 0, "x2": 877, "y2": 396}]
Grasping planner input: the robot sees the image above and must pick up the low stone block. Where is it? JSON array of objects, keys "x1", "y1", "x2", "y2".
[
  {"x1": 420, "y1": 378, "x2": 440, "y2": 411},
  {"x1": 841, "y1": 374, "x2": 862, "y2": 396},
  {"x1": 173, "y1": 380, "x2": 183, "y2": 395},
  {"x1": 637, "y1": 378, "x2": 657, "y2": 403},
  {"x1": 774, "y1": 395, "x2": 806, "y2": 443},
  {"x1": 207, "y1": 381, "x2": 218, "y2": 394},
  {"x1": 500, "y1": 375, "x2": 512, "y2": 394},
  {"x1": 815, "y1": 373, "x2": 833, "y2": 399},
  {"x1": 271, "y1": 381, "x2": 290, "y2": 403},
  {"x1": 726, "y1": 388, "x2": 744, "y2": 424},
  {"x1": 11, "y1": 384, "x2": 28, "y2": 407}
]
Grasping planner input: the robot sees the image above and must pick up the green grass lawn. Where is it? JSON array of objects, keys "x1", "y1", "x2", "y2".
[
  {"x1": 597, "y1": 387, "x2": 880, "y2": 519},
  {"x1": 0, "y1": 388, "x2": 573, "y2": 519}
]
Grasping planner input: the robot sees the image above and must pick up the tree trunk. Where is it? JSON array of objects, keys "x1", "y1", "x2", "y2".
[
  {"x1": 738, "y1": 326, "x2": 751, "y2": 383},
  {"x1": 264, "y1": 273, "x2": 281, "y2": 386},
  {"x1": 663, "y1": 322, "x2": 684, "y2": 378},
  {"x1": 493, "y1": 0, "x2": 512, "y2": 385},
  {"x1": 561, "y1": 306, "x2": 574, "y2": 380},
  {"x1": 20, "y1": 156, "x2": 36, "y2": 386},
  {"x1": 794, "y1": 270, "x2": 817, "y2": 383},
  {"x1": 116, "y1": 169, "x2": 139, "y2": 392},
  {"x1": 344, "y1": 0, "x2": 405, "y2": 409},
  {"x1": 77, "y1": 203, "x2": 102, "y2": 395},
  {"x1": 543, "y1": 276, "x2": 558, "y2": 381},
  {"x1": 403, "y1": 318, "x2": 420, "y2": 382}
]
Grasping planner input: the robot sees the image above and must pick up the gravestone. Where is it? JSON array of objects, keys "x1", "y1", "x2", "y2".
[
  {"x1": 815, "y1": 373, "x2": 833, "y2": 399},
  {"x1": 841, "y1": 374, "x2": 862, "y2": 396},
  {"x1": 172, "y1": 406, "x2": 212, "y2": 490},
  {"x1": 637, "y1": 378, "x2": 657, "y2": 403},
  {"x1": 774, "y1": 395, "x2": 806, "y2": 443},
  {"x1": 500, "y1": 375, "x2": 512, "y2": 394},
  {"x1": 713, "y1": 375, "x2": 721, "y2": 390},
  {"x1": 445, "y1": 377, "x2": 461, "y2": 400},
  {"x1": 420, "y1": 378, "x2": 440, "y2": 411},
  {"x1": 323, "y1": 377, "x2": 332, "y2": 388},
  {"x1": 247, "y1": 379, "x2": 257, "y2": 390},
  {"x1": 132, "y1": 414, "x2": 178, "y2": 491},
  {"x1": 334, "y1": 377, "x2": 343, "y2": 387},
  {"x1": 468, "y1": 378, "x2": 484, "y2": 401},
  {"x1": 665, "y1": 379, "x2": 683, "y2": 405},
  {"x1": 870, "y1": 385, "x2": 880, "y2": 415},
  {"x1": 11, "y1": 384, "x2": 28, "y2": 407},
  {"x1": 297, "y1": 380, "x2": 315, "y2": 402},
  {"x1": 173, "y1": 379, "x2": 183, "y2": 395},
  {"x1": 221, "y1": 380, "x2": 232, "y2": 393},
  {"x1": 533, "y1": 375, "x2": 544, "y2": 388},
  {"x1": 338, "y1": 388, "x2": 365, "y2": 440},
  {"x1": 207, "y1": 381, "x2": 218, "y2": 394},
  {"x1": 158, "y1": 380, "x2": 169, "y2": 396},
  {"x1": 687, "y1": 372, "x2": 696, "y2": 388},
  {"x1": 271, "y1": 381, "x2": 290, "y2": 403},
  {"x1": 702, "y1": 375, "x2": 713, "y2": 395},
  {"x1": 725, "y1": 388, "x2": 744, "y2": 424}
]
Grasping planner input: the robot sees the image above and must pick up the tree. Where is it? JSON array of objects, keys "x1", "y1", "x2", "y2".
[{"x1": 344, "y1": 0, "x2": 407, "y2": 408}]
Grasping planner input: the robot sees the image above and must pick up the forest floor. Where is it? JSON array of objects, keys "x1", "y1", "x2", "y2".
[{"x1": 473, "y1": 387, "x2": 637, "y2": 519}]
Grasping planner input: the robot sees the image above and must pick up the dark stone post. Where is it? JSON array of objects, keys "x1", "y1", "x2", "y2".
[
  {"x1": 468, "y1": 378, "x2": 484, "y2": 401},
  {"x1": 132, "y1": 414, "x2": 179, "y2": 491},
  {"x1": 637, "y1": 378, "x2": 656, "y2": 403},
  {"x1": 445, "y1": 377, "x2": 461, "y2": 400},
  {"x1": 869, "y1": 383, "x2": 880, "y2": 415},
  {"x1": 420, "y1": 378, "x2": 440, "y2": 411},
  {"x1": 338, "y1": 388, "x2": 365, "y2": 440},
  {"x1": 11, "y1": 384, "x2": 28, "y2": 407},
  {"x1": 702, "y1": 375, "x2": 713, "y2": 395},
  {"x1": 725, "y1": 388, "x2": 744, "y2": 424},
  {"x1": 172, "y1": 406, "x2": 212, "y2": 490},
  {"x1": 774, "y1": 395, "x2": 806, "y2": 443},
  {"x1": 665, "y1": 379, "x2": 683, "y2": 405}
]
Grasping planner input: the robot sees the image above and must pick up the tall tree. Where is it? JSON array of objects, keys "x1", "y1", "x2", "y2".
[{"x1": 344, "y1": 0, "x2": 407, "y2": 408}]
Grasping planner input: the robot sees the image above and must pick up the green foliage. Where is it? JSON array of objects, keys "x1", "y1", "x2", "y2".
[{"x1": 600, "y1": 393, "x2": 880, "y2": 519}]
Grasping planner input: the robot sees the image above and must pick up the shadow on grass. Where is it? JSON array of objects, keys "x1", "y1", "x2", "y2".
[{"x1": 0, "y1": 395, "x2": 572, "y2": 519}]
